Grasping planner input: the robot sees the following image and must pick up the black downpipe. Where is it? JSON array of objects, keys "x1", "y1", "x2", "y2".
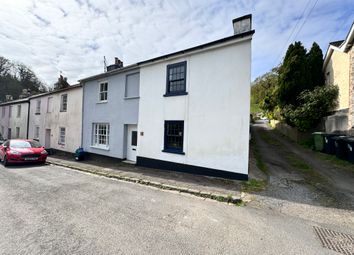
[{"x1": 26, "y1": 100, "x2": 30, "y2": 139}]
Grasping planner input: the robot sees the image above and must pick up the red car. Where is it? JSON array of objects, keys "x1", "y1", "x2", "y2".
[{"x1": 0, "y1": 139, "x2": 48, "y2": 166}]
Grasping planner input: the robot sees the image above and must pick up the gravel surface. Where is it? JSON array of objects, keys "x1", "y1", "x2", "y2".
[{"x1": 0, "y1": 163, "x2": 351, "y2": 254}]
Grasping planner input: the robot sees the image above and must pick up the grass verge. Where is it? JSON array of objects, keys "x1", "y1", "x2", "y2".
[
  {"x1": 315, "y1": 153, "x2": 354, "y2": 173},
  {"x1": 250, "y1": 138, "x2": 268, "y2": 175},
  {"x1": 285, "y1": 154, "x2": 312, "y2": 172},
  {"x1": 259, "y1": 131, "x2": 282, "y2": 147},
  {"x1": 242, "y1": 179, "x2": 267, "y2": 192}
]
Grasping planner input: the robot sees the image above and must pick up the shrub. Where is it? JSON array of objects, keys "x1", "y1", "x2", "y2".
[{"x1": 282, "y1": 85, "x2": 338, "y2": 131}]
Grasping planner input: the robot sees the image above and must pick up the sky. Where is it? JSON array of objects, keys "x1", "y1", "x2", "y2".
[{"x1": 0, "y1": 0, "x2": 353, "y2": 87}]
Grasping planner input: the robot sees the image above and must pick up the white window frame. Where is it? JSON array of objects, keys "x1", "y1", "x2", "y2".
[
  {"x1": 60, "y1": 94, "x2": 68, "y2": 112},
  {"x1": 92, "y1": 123, "x2": 110, "y2": 149},
  {"x1": 59, "y1": 127, "x2": 66, "y2": 145},
  {"x1": 17, "y1": 105, "x2": 21, "y2": 117},
  {"x1": 47, "y1": 97, "x2": 53, "y2": 113},
  {"x1": 34, "y1": 126, "x2": 40, "y2": 140},
  {"x1": 35, "y1": 100, "x2": 41, "y2": 114},
  {"x1": 15, "y1": 127, "x2": 20, "y2": 138},
  {"x1": 98, "y1": 82, "x2": 108, "y2": 102}
]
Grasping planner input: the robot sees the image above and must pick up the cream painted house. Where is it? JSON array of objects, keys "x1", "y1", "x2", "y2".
[
  {"x1": 28, "y1": 85, "x2": 83, "y2": 153},
  {"x1": 323, "y1": 22, "x2": 354, "y2": 134},
  {"x1": 0, "y1": 98, "x2": 29, "y2": 139}
]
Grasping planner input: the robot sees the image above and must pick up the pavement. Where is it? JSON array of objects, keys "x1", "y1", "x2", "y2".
[
  {"x1": 1, "y1": 163, "x2": 353, "y2": 254},
  {"x1": 46, "y1": 155, "x2": 249, "y2": 204}
]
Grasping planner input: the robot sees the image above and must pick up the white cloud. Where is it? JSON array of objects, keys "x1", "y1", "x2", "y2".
[{"x1": 0, "y1": 0, "x2": 353, "y2": 87}]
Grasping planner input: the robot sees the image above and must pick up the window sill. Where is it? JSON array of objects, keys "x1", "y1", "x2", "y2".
[
  {"x1": 162, "y1": 149, "x2": 185, "y2": 155},
  {"x1": 90, "y1": 145, "x2": 110, "y2": 151},
  {"x1": 163, "y1": 92, "x2": 188, "y2": 97},
  {"x1": 35, "y1": 113, "x2": 41, "y2": 115},
  {"x1": 58, "y1": 143, "x2": 65, "y2": 146},
  {"x1": 97, "y1": 101, "x2": 108, "y2": 104},
  {"x1": 124, "y1": 96, "x2": 140, "y2": 100},
  {"x1": 60, "y1": 110, "x2": 67, "y2": 113}
]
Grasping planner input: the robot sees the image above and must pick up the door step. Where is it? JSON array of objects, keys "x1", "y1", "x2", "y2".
[{"x1": 123, "y1": 160, "x2": 136, "y2": 164}]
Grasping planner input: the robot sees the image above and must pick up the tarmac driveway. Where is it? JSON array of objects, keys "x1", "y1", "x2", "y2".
[{"x1": 251, "y1": 120, "x2": 354, "y2": 210}]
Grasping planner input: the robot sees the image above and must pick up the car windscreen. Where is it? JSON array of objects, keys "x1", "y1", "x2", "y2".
[{"x1": 10, "y1": 140, "x2": 42, "y2": 148}]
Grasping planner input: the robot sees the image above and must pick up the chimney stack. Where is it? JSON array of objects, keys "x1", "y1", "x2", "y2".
[
  {"x1": 232, "y1": 14, "x2": 252, "y2": 35},
  {"x1": 107, "y1": 57, "x2": 123, "y2": 71},
  {"x1": 5, "y1": 95, "x2": 13, "y2": 102}
]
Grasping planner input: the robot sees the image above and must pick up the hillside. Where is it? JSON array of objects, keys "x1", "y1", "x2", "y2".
[{"x1": 0, "y1": 56, "x2": 47, "y2": 102}]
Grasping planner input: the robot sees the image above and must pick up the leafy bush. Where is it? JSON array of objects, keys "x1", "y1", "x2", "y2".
[{"x1": 282, "y1": 85, "x2": 338, "y2": 131}]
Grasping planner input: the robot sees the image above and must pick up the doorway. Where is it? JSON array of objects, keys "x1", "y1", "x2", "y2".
[
  {"x1": 126, "y1": 125, "x2": 137, "y2": 162},
  {"x1": 45, "y1": 129, "x2": 51, "y2": 149}
]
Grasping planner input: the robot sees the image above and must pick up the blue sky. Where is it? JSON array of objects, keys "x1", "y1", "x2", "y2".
[{"x1": 0, "y1": 0, "x2": 353, "y2": 86}]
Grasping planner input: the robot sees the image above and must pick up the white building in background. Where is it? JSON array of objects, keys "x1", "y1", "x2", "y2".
[
  {"x1": 28, "y1": 85, "x2": 83, "y2": 153},
  {"x1": 0, "y1": 98, "x2": 29, "y2": 140}
]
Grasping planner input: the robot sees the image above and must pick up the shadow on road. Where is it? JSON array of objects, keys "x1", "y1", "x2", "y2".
[{"x1": 2, "y1": 163, "x2": 47, "y2": 169}]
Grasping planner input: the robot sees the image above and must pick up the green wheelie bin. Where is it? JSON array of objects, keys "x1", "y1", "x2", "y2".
[{"x1": 312, "y1": 132, "x2": 325, "y2": 152}]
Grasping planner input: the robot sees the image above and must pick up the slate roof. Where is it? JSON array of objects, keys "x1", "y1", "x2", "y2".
[{"x1": 329, "y1": 40, "x2": 344, "y2": 47}]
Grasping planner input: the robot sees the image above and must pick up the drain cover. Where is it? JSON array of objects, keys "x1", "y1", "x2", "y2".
[{"x1": 313, "y1": 226, "x2": 354, "y2": 255}]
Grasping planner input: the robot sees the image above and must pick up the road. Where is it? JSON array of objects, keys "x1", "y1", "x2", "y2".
[{"x1": 0, "y1": 163, "x2": 353, "y2": 254}]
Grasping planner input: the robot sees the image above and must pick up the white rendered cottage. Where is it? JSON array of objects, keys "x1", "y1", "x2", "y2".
[
  {"x1": 0, "y1": 98, "x2": 29, "y2": 140},
  {"x1": 80, "y1": 15, "x2": 254, "y2": 180},
  {"x1": 136, "y1": 15, "x2": 254, "y2": 180}
]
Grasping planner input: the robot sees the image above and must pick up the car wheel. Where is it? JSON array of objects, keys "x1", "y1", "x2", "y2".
[{"x1": 3, "y1": 156, "x2": 8, "y2": 167}]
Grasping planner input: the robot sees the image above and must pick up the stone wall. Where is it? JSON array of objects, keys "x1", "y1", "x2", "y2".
[{"x1": 269, "y1": 120, "x2": 318, "y2": 143}]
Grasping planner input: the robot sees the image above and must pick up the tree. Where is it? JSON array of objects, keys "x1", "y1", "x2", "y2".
[
  {"x1": 0, "y1": 56, "x2": 12, "y2": 77},
  {"x1": 0, "y1": 56, "x2": 47, "y2": 102},
  {"x1": 307, "y1": 42, "x2": 324, "y2": 88},
  {"x1": 278, "y1": 41, "x2": 310, "y2": 107},
  {"x1": 282, "y1": 85, "x2": 338, "y2": 131},
  {"x1": 251, "y1": 68, "x2": 278, "y2": 112}
]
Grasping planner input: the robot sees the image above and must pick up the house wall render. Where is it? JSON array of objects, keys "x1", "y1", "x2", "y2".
[
  {"x1": 137, "y1": 39, "x2": 252, "y2": 177},
  {"x1": 28, "y1": 86, "x2": 82, "y2": 153}
]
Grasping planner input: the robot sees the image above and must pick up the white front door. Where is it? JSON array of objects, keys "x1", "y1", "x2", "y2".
[
  {"x1": 126, "y1": 125, "x2": 137, "y2": 162},
  {"x1": 45, "y1": 129, "x2": 51, "y2": 148}
]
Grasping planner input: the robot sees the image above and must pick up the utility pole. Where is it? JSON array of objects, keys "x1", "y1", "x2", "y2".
[{"x1": 103, "y1": 56, "x2": 107, "y2": 73}]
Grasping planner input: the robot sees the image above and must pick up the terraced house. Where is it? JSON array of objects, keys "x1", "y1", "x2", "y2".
[
  {"x1": 323, "y1": 21, "x2": 354, "y2": 134},
  {"x1": 0, "y1": 98, "x2": 29, "y2": 140},
  {"x1": 80, "y1": 15, "x2": 254, "y2": 180},
  {"x1": 28, "y1": 84, "x2": 83, "y2": 154}
]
